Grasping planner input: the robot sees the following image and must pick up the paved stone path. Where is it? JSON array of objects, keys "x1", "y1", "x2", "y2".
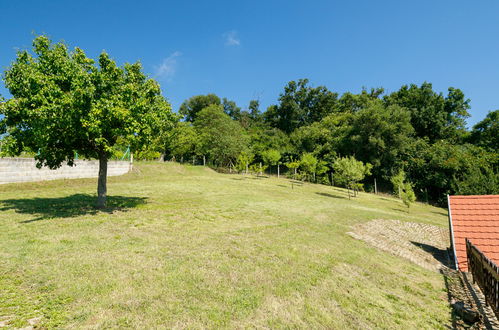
[
  {"x1": 347, "y1": 219, "x2": 451, "y2": 272},
  {"x1": 348, "y1": 219, "x2": 499, "y2": 329}
]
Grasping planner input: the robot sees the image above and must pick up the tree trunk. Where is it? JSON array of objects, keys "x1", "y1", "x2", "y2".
[
  {"x1": 97, "y1": 155, "x2": 108, "y2": 208},
  {"x1": 203, "y1": 155, "x2": 206, "y2": 166},
  {"x1": 277, "y1": 164, "x2": 280, "y2": 178}
]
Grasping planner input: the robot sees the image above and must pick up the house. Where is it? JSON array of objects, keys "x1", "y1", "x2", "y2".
[{"x1": 448, "y1": 195, "x2": 499, "y2": 271}]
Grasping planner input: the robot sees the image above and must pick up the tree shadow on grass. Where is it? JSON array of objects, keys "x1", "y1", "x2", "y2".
[
  {"x1": 315, "y1": 192, "x2": 346, "y2": 199},
  {"x1": 0, "y1": 194, "x2": 147, "y2": 223},
  {"x1": 432, "y1": 210, "x2": 449, "y2": 217}
]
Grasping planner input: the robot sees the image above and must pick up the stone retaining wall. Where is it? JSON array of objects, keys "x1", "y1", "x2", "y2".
[{"x1": 0, "y1": 158, "x2": 131, "y2": 184}]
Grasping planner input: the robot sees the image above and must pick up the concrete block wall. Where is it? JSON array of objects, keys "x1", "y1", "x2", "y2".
[{"x1": 0, "y1": 158, "x2": 131, "y2": 184}]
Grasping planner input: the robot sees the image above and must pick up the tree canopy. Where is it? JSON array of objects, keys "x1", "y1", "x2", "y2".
[
  {"x1": 0, "y1": 35, "x2": 175, "y2": 207},
  {"x1": 2, "y1": 38, "x2": 497, "y2": 208},
  {"x1": 194, "y1": 104, "x2": 248, "y2": 167},
  {"x1": 263, "y1": 79, "x2": 338, "y2": 133},
  {"x1": 384, "y1": 82, "x2": 470, "y2": 142},
  {"x1": 470, "y1": 110, "x2": 498, "y2": 151},
  {"x1": 179, "y1": 94, "x2": 221, "y2": 122}
]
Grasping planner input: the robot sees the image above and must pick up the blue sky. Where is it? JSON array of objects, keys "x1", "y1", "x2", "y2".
[{"x1": 1, "y1": 0, "x2": 499, "y2": 126}]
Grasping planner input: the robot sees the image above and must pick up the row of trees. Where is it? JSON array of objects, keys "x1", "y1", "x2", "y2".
[
  {"x1": 165, "y1": 80, "x2": 498, "y2": 205},
  {"x1": 1, "y1": 37, "x2": 497, "y2": 207}
]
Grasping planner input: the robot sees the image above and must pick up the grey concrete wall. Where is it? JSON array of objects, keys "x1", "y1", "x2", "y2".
[{"x1": 0, "y1": 158, "x2": 131, "y2": 184}]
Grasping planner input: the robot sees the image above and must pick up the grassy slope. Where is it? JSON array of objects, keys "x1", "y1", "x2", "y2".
[{"x1": 0, "y1": 162, "x2": 450, "y2": 328}]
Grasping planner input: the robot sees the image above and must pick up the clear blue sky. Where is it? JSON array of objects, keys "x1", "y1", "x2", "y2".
[{"x1": 1, "y1": 0, "x2": 499, "y2": 126}]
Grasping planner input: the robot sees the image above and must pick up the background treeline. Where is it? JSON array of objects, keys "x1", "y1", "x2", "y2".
[
  {"x1": 159, "y1": 79, "x2": 498, "y2": 205},
  {"x1": 2, "y1": 74, "x2": 496, "y2": 205}
]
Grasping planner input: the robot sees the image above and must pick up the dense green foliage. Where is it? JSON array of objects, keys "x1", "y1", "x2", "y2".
[
  {"x1": 401, "y1": 182, "x2": 417, "y2": 210},
  {"x1": 1, "y1": 37, "x2": 496, "y2": 205},
  {"x1": 0, "y1": 36, "x2": 175, "y2": 207},
  {"x1": 470, "y1": 110, "x2": 499, "y2": 151},
  {"x1": 333, "y1": 156, "x2": 372, "y2": 198},
  {"x1": 165, "y1": 80, "x2": 498, "y2": 205},
  {"x1": 194, "y1": 105, "x2": 248, "y2": 167}
]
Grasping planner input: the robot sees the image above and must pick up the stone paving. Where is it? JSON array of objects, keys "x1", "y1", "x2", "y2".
[
  {"x1": 348, "y1": 219, "x2": 499, "y2": 329},
  {"x1": 347, "y1": 219, "x2": 451, "y2": 272}
]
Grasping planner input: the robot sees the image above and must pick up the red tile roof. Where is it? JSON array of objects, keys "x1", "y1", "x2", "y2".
[{"x1": 449, "y1": 195, "x2": 499, "y2": 271}]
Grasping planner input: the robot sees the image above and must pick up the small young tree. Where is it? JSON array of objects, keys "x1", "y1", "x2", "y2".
[
  {"x1": 401, "y1": 181, "x2": 416, "y2": 211},
  {"x1": 299, "y1": 153, "x2": 318, "y2": 182},
  {"x1": 249, "y1": 163, "x2": 267, "y2": 176},
  {"x1": 315, "y1": 160, "x2": 329, "y2": 184},
  {"x1": 286, "y1": 157, "x2": 300, "y2": 180},
  {"x1": 333, "y1": 156, "x2": 372, "y2": 199},
  {"x1": 0, "y1": 36, "x2": 175, "y2": 208},
  {"x1": 261, "y1": 149, "x2": 281, "y2": 175},
  {"x1": 390, "y1": 169, "x2": 406, "y2": 198},
  {"x1": 235, "y1": 151, "x2": 254, "y2": 174}
]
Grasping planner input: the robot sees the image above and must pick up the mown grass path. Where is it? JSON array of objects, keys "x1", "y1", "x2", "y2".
[{"x1": 0, "y1": 162, "x2": 450, "y2": 328}]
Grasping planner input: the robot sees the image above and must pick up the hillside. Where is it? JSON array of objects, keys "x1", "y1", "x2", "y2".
[{"x1": 0, "y1": 162, "x2": 451, "y2": 328}]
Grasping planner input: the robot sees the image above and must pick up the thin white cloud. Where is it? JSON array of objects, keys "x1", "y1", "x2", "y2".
[
  {"x1": 155, "y1": 51, "x2": 182, "y2": 81},
  {"x1": 223, "y1": 30, "x2": 240, "y2": 46}
]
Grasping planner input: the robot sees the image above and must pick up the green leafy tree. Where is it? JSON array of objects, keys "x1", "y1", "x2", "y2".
[
  {"x1": 264, "y1": 79, "x2": 338, "y2": 133},
  {"x1": 390, "y1": 170, "x2": 406, "y2": 198},
  {"x1": 403, "y1": 139, "x2": 498, "y2": 204},
  {"x1": 401, "y1": 182, "x2": 416, "y2": 210},
  {"x1": 384, "y1": 82, "x2": 470, "y2": 142},
  {"x1": 194, "y1": 104, "x2": 248, "y2": 166},
  {"x1": 166, "y1": 122, "x2": 199, "y2": 162},
  {"x1": 452, "y1": 165, "x2": 499, "y2": 196},
  {"x1": 249, "y1": 100, "x2": 261, "y2": 121},
  {"x1": 179, "y1": 94, "x2": 221, "y2": 122},
  {"x1": 333, "y1": 156, "x2": 372, "y2": 198},
  {"x1": 249, "y1": 128, "x2": 291, "y2": 158},
  {"x1": 249, "y1": 163, "x2": 267, "y2": 176},
  {"x1": 336, "y1": 87, "x2": 384, "y2": 113},
  {"x1": 470, "y1": 110, "x2": 498, "y2": 151},
  {"x1": 315, "y1": 160, "x2": 329, "y2": 184},
  {"x1": 235, "y1": 151, "x2": 254, "y2": 174},
  {"x1": 286, "y1": 157, "x2": 300, "y2": 179},
  {"x1": 0, "y1": 36, "x2": 174, "y2": 208},
  {"x1": 299, "y1": 153, "x2": 318, "y2": 182},
  {"x1": 342, "y1": 102, "x2": 413, "y2": 179},
  {"x1": 239, "y1": 100, "x2": 263, "y2": 129},
  {"x1": 222, "y1": 98, "x2": 241, "y2": 121},
  {"x1": 261, "y1": 149, "x2": 281, "y2": 175}
]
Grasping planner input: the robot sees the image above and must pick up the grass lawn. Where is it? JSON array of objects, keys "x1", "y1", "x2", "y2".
[{"x1": 0, "y1": 162, "x2": 451, "y2": 328}]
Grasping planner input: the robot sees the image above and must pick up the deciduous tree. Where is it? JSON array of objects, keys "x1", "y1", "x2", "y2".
[
  {"x1": 0, "y1": 36, "x2": 174, "y2": 208},
  {"x1": 333, "y1": 156, "x2": 372, "y2": 198},
  {"x1": 179, "y1": 94, "x2": 221, "y2": 122},
  {"x1": 194, "y1": 105, "x2": 248, "y2": 166},
  {"x1": 261, "y1": 149, "x2": 281, "y2": 175}
]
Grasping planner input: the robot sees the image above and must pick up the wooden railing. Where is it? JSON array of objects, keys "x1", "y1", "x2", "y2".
[{"x1": 466, "y1": 238, "x2": 499, "y2": 317}]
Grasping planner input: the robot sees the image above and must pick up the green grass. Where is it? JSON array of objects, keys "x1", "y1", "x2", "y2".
[{"x1": 0, "y1": 162, "x2": 451, "y2": 328}]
